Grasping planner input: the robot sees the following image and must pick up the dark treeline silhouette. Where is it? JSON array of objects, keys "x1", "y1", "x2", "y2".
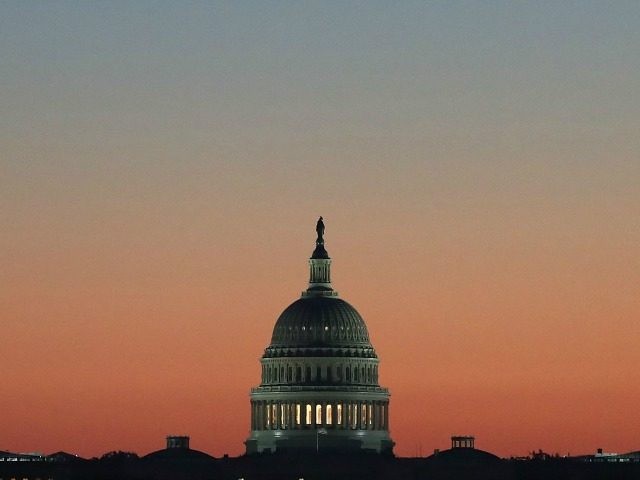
[{"x1": 2, "y1": 450, "x2": 640, "y2": 480}]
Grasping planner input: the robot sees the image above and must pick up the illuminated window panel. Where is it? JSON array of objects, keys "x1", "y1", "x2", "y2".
[
  {"x1": 306, "y1": 404, "x2": 312, "y2": 425},
  {"x1": 351, "y1": 404, "x2": 357, "y2": 429}
]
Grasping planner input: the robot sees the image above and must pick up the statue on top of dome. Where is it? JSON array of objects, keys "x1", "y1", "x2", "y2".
[{"x1": 316, "y1": 216, "x2": 325, "y2": 244}]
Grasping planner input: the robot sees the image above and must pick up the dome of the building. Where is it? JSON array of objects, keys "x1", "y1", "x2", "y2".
[
  {"x1": 270, "y1": 296, "x2": 371, "y2": 347},
  {"x1": 245, "y1": 218, "x2": 394, "y2": 455}
]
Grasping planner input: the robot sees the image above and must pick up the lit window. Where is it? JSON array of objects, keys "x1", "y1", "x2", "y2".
[
  {"x1": 326, "y1": 404, "x2": 332, "y2": 424},
  {"x1": 337, "y1": 404, "x2": 342, "y2": 424},
  {"x1": 306, "y1": 404, "x2": 312, "y2": 425},
  {"x1": 316, "y1": 404, "x2": 322, "y2": 424},
  {"x1": 296, "y1": 404, "x2": 301, "y2": 425},
  {"x1": 368, "y1": 404, "x2": 373, "y2": 425}
]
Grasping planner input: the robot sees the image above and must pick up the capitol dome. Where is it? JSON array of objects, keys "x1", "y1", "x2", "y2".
[
  {"x1": 245, "y1": 218, "x2": 394, "y2": 455},
  {"x1": 269, "y1": 296, "x2": 372, "y2": 348}
]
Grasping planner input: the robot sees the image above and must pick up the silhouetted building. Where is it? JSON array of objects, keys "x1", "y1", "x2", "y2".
[
  {"x1": 166, "y1": 435, "x2": 190, "y2": 449},
  {"x1": 245, "y1": 219, "x2": 394, "y2": 454},
  {"x1": 452, "y1": 435, "x2": 475, "y2": 449},
  {"x1": 143, "y1": 435, "x2": 213, "y2": 461},
  {"x1": 426, "y1": 435, "x2": 500, "y2": 468}
]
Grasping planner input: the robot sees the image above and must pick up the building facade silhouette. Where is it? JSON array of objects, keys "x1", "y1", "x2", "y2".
[{"x1": 245, "y1": 219, "x2": 394, "y2": 454}]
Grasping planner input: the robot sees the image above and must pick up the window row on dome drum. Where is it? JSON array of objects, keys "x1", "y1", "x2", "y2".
[
  {"x1": 264, "y1": 346, "x2": 377, "y2": 358},
  {"x1": 261, "y1": 360, "x2": 379, "y2": 385},
  {"x1": 250, "y1": 400, "x2": 390, "y2": 431}
]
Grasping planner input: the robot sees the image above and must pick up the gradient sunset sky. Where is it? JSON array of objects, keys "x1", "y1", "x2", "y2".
[{"x1": 2, "y1": 1, "x2": 639, "y2": 458}]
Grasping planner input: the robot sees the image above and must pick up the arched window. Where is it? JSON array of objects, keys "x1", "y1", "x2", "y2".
[
  {"x1": 315, "y1": 404, "x2": 322, "y2": 425},
  {"x1": 316, "y1": 365, "x2": 322, "y2": 382},
  {"x1": 326, "y1": 365, "x2": 331, "y2": 382},
  {"x1": 305, "y1": 366, "x2": 312, "y2": 383},
  {"x1": 346, "y1": 366, "x2": 351, "y2": 381},
  {"x1": 296, "y1": 404, "x2": 301, "y2": 425},
  {"x1": 305, "y1": 404, "x2": 312, "y2": 425},
  {"x1": 296, "y1": 366, "x2": 302, "y2": 382},
  {"x1": 352, "y1": 403, "x2": 358, "y2": 429},
  {"x1": 326, "y1": 404, "x2": 333, "y2": 425}
]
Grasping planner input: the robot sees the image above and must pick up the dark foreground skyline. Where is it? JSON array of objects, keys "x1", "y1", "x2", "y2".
[{"x1": 3, "y1": 439, "x2": 640, "y2": 480}]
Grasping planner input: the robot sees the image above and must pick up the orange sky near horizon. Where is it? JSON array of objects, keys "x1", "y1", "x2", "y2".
[
  {"x1": 2, "y1": 1, "x2": 640, "y2": 460},
  {"x1": 3, "y1": 191, "x2": 639, "y2": 458}
]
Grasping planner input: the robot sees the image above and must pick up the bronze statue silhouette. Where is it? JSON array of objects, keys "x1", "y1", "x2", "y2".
[{"x1": 316, "y1": 217, "x2": 325, "y2": 243}]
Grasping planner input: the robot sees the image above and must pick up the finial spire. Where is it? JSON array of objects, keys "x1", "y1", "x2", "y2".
[
  {"x1": 316, "y1": 216, "x2": 325, "y2": 245},
  {"x1": 304, "y1": 217, "x2": 337, "y2": 297},
  {"x1": 311, "y1": 216, "x2": 329, "y2": 260}
]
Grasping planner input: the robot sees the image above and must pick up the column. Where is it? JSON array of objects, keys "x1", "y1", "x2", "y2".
[
  {"x1": 371, "y1": 401, "x2": 377, "y2": 430},
  {"x1": 285, "y1": 402, "x2": 291, "y2": 430},
  {"x1": 271, "y1": 402, "x2": 276, "y2": 430},
  {"x1": 342, "y1": 401, "x2": 347, "y2": 429},
  {"x1": 371, "y1": 402, "x2": 376, "y2": 430},
  {"x1": 251, "y1": 401, "x2": 256, "y2": 430},
  {"x1": 365, "y1": 401, "x2": 370, "y2": 430},
  {"x1": 289, "y1": 402, "x2": 294, "y2": 429},
  {"x1": 257, "y1": 402, "x2": 262, "y2": 430},
  {"x1": 322, "y1": 402, "x2": 327, "y2": 427},
  {"x1": 331, "y1": 402, "x2": 337, "y2": 428},
  {"x1": 364, "y1": 401, "x2": 371, "y2": 430},
  {"x1": 383, "y1": 402, "x2": 389, "y2": 430}
]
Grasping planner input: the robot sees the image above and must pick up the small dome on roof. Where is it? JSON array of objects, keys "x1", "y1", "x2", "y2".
[
  {"x1": 143, "y1": 448, "x2": 213, "y2": 461},
  {"x1": 426, "y1": 447, "x2": 500, "y2": 465}
]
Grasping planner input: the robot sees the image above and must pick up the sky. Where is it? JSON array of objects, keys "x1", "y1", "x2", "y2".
[{"x1": 1, "y1": 1, "x2": 639, "y2": 458}]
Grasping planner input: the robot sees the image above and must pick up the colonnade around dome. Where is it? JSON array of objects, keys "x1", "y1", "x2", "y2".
[{"x1": 250, "y1": 399, "x2": 390, "y2": 431}]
